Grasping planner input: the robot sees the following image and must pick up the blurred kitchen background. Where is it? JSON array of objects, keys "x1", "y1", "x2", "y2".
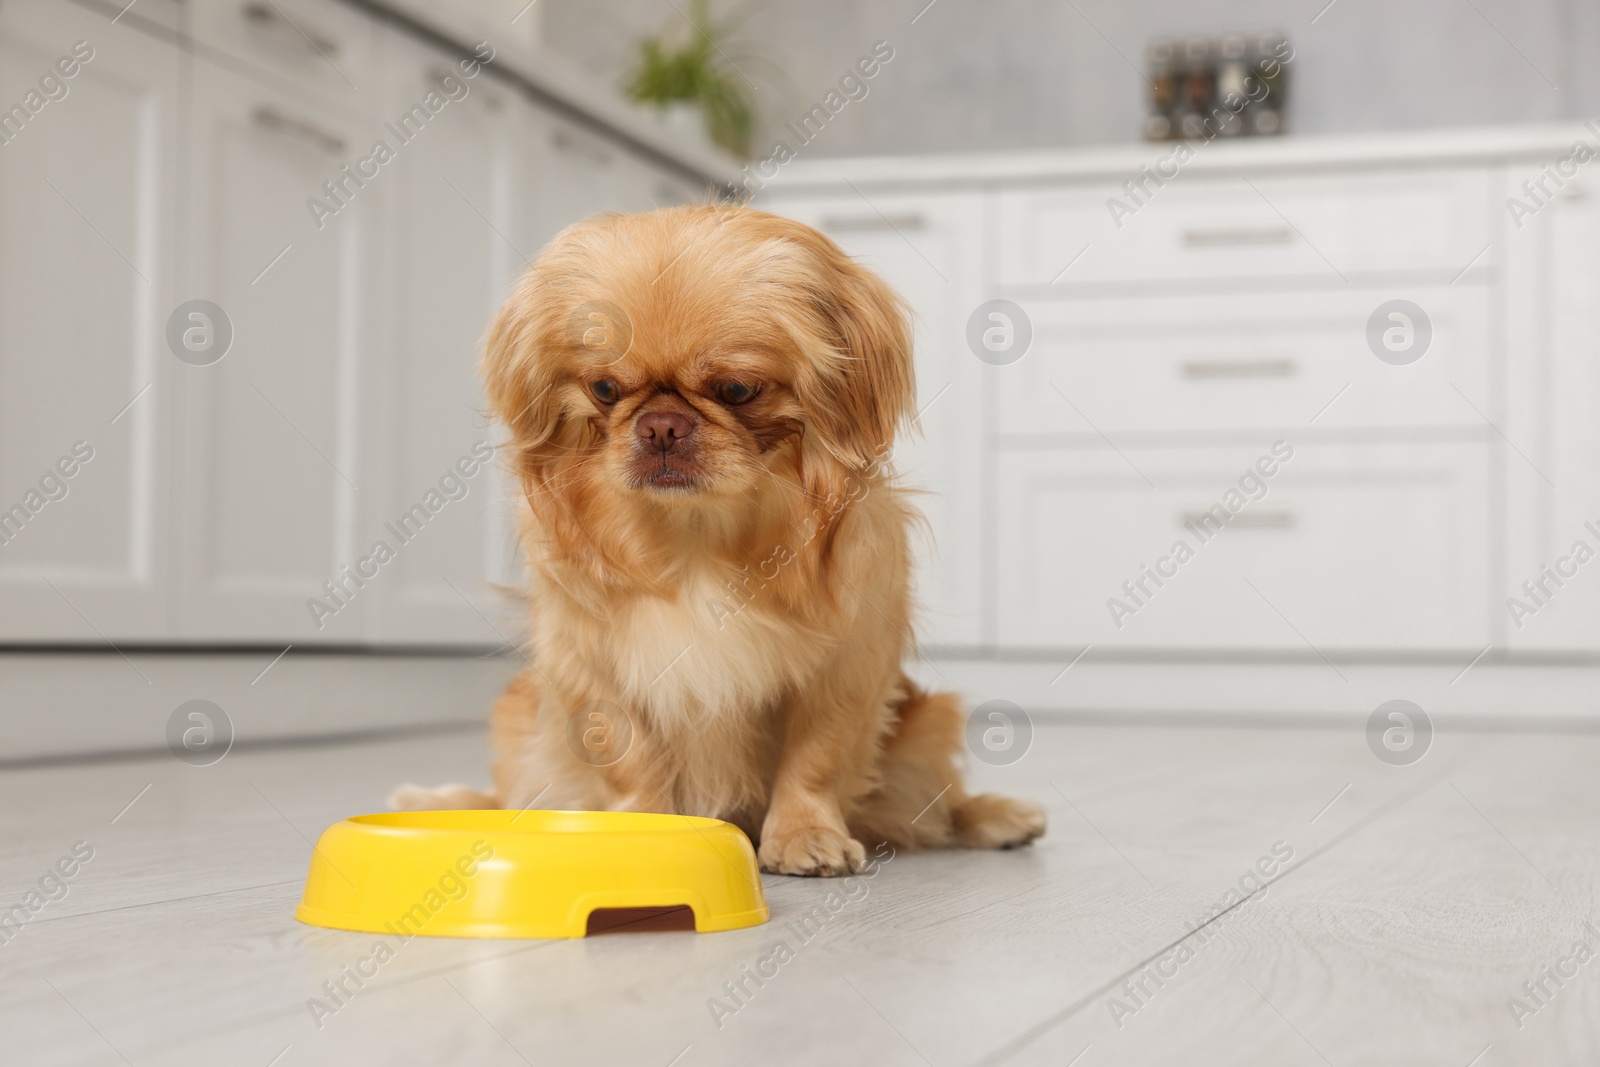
[{"x1": 4, "y1": 0, "x2": 1599, "y2": 760}]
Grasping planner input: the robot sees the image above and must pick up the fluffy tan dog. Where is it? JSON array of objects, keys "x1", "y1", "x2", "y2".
[{"x1": 393, "y1": 205, "x2": 1044, "y2": 876}]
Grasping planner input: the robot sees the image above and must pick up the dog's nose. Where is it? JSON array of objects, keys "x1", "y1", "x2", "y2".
[{"x1": 635, "y1": 411, "x2": 694, "y2": 452}]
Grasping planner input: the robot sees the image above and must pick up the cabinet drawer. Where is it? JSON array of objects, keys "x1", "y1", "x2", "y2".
[
  {"x1": 996, "y1": 166, "x2": 1492, "y2": 287},
  {"x1": 1000, "y1": 287, "x2": 1491, "y2": 435},
  {"x1": 995, "y1": 442, "x2": 1491, "y2": 650},
  {"x1": 191, "y1": 0, "x2": 378, "y2": 114}
]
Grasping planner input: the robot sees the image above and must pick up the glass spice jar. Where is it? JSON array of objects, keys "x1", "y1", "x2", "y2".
[
  {"x1": 1250, "y1": 31, "x2": 1290, "y2": 135},
  {"x1": 1145, "y1": 38, "x2": 1177, "y2": 141}
]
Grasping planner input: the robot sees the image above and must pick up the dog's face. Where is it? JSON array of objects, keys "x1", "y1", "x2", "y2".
[
  {"x1": 483, "y1": 206, "x2": 914, "y2": 516},
  {"x1": 564, "y1": 294, "x2": 807, "y2": 497}
]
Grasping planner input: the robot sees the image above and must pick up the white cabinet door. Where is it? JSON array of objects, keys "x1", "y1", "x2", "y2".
[
  {"x1": 176, "y1": 59, "x2": 372, "y2": 642},
  {"x1": 526, "y1": 114, "x2": 612, "y2": 249},
  {"x1": 0, "y1": 0, "x2": 178, "y2": 641},
  {"x1": 760, "y1": 193, "x2": 986, "y2": 647},
  {"x1": 1504, "y1": 164, "x2": 1600, "y2": 649},
  {"x1": 366, "y1": 33, "x2": 522, "y2": 646},
  {"x1": 523, "y1": 112, "x2": 670, "y2": 248},
  {"x1": 995, "y1": 442, "x2": 1493, "y2": 651},
  {"x1": 642, "y1": 165, "x2": 710, "y2": 209},
  {"x1": 605, "y1": 150, "x2": 708, "y2": 212}
]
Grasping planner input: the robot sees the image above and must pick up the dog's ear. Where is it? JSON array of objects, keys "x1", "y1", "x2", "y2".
[
  {"x1": 481, "y1": 269, "x2": 564, "y2": 461},
  {"x1": 784, "y1": 228, "x2": 916, "y2": 469}
]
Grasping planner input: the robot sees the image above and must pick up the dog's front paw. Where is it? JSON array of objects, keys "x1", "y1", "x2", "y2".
[{"x1": 758, "y1": 826, "x2": 866, "y2": 877}]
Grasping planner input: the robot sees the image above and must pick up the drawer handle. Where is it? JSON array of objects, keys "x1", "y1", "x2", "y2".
[
  {"x1": 552, "y1": 127, "x2": 613, "y2": 167},
  {"x1": 1179, "y1": 509, "x2": 1296, "y2": 530},
  {"x1": 252, "y1": 106, "x2": 346, "y2": 155},
  {"x1": 1181, "y1": 359, "x2": 1298, "y2": 379},
  {"x1": 820, "y1": 213, "x2": 927, "y2": 233},
  {"x1": 243, "y1": 2, "x2": 341, "y2": 56},
  {"x1": 1181, "y1": 226, "x2": 1294, "y2": 248}
]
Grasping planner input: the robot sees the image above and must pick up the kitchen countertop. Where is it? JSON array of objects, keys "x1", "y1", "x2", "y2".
[{"x1": 761, "y1": 121, "x2": 1600, "y2": 191}]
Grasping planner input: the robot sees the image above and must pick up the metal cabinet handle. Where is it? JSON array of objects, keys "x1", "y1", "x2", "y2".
[
  {"x1": 821, "y1": 213, "x2": 926, "y2": 232},
  {"x1": 252, "y1": 106, "x2": 346, "y2": 154},
  {"x1": 1180, "y1": 226, "x2": 1293, "y2": 247},
  {"x1": 1179, "y1": 509, "x2": 1296, "y2": 529},
  {"x1": 1181, "y1": 358, "x2": 1298, "y2": 379},
  {"x1": 243, "y1": 2, "x2": 341, "y2": 56}
]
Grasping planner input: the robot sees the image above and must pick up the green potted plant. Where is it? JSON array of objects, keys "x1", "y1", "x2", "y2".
[{"x1": 625, "y1": 0, "x2": 756, "y2": 159}]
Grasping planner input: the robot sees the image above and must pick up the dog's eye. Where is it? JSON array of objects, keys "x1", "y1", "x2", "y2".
[
  {"x1": 714, "y1": 381, "x2": 758, "y2": 406},
  {"x1": 589, "y1": 379, "x2": 620, "y2": 405}
]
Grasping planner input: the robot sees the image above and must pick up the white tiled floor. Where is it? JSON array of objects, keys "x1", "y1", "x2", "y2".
[{"x1": 2, "y1": 719, "x2": 1596, "y2": 1066}]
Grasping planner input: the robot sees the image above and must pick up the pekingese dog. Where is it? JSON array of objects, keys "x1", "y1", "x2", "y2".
[{"x1": 392, "y1": 204, "x2": 1044, "y2": 876}]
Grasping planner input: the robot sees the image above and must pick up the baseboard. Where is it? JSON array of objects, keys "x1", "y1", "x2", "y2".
[
  {"x1": 0, "y1": 649, "x2": 518, "y2": 762},
  {"x1": 8, "y1": 649, "x2": 1598, "y2": 763},
  {"x1": 908, "y1": 655, "x2": 1600, "y2": 727}
]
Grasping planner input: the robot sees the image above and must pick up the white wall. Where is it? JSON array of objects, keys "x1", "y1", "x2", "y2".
[{"x1": 543, "y1": 0, "x2": 1600, "y2": 158}]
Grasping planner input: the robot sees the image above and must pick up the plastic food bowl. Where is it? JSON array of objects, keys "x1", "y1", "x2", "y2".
[{"x1": 294, "y1": 809, "x2": 769, "y2": 939}]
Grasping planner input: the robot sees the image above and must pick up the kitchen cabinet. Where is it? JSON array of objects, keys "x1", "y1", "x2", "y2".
[
  {"x1": 763, "y1": 126, "x2": 1594, "y2": 662},
  {"x1": 994, "y1": 442, "x2": 1491, "y2": 650},
  {"x1": 1504, "y1": 158, "x2": 1600, "y2": 649},
  {"x1": 176, "y1": 55, "x2": 374, "y2": 641},
  {"x1": 0, "y1": 0, "x2": 730, "y2": 646},
  {"x1": 0, "y1": 0, "x2": 179, "y2": 640},
  {"x1": 364, "y1": 31, "x2": 522, "y2": 645}
]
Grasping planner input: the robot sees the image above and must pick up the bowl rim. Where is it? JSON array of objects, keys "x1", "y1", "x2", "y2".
[{"x1": 345, "y1": 809, "x2": 737, "y2": 836}]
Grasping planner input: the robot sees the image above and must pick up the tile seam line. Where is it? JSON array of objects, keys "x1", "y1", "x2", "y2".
[{"x1": 7, "y1": 879, "x2": 305, "y2": 928}]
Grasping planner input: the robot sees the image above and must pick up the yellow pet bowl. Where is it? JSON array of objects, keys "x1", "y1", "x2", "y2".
[{"x1": 294, "y1": 810, "x2": 768, "y2": 939}]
